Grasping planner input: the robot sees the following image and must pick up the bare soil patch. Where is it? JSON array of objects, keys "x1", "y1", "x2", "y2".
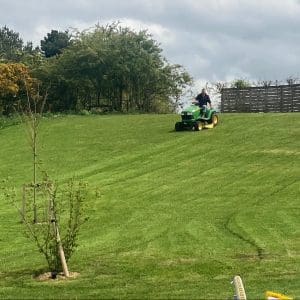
[{"x1": 36, "y1": 272, "x2": 80, "y2": 282}]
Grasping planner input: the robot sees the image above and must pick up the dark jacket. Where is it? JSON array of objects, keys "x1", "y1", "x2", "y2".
[{"x1": 195, "y1": 93, "x2": 211, "y2": 107}]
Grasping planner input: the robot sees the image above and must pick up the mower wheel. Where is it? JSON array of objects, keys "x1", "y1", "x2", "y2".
[
  {"x1": 209, "y1": 113, "x2": 219, "y2": 127},
  {"x1": 194, "y1": 121, "x2": 204, "y2": 131},
  {"x1": 175, "y1": 122, "x2": 183, "y2": 131}
]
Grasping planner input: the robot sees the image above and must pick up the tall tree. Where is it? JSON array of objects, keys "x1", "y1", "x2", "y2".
[
  {"x1": 21, "y1": 42, "x2": 43, "y2": 68},
  {"x1": 35, "y1": 23, "x2": 192, "y2": 113},
  {"x1": 0, "y1": 26, "x2": 23, "y2": 62},
  {"x1": 41, "y1": 30, "x2": 71, "y2": 58}
]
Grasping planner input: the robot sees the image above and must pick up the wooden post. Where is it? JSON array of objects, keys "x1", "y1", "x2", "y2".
[
  {"x1": 52, "y1": 220, "x2": 70, "y2": 277},
  {"x1": 232, "y1": 276, "x2": 247, "y2": 300},
  {"x1": 49, "y1": 183, "x2": 69, "y2": 277},
  {"x1": 220, "y1": 90, "x2": 224, "y2": 113},
  {"x1": 22, "y1": 185, "x2": 26, "y2": 222},
  {"x1": 280, "y1": 86, "x2": 283, "y2": 112},
  {"x1": 291, "y1": 85, "x2": 294, "y2": 112}
]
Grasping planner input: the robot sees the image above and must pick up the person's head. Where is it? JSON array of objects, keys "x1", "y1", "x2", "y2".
[{"x1": 201, "y1": 88, "x2": 206, "y2": 95}]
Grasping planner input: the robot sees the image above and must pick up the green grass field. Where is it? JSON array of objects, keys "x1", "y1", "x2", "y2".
[{"x1": 0, "y1": 113, "x2": 299, "y2": 299}]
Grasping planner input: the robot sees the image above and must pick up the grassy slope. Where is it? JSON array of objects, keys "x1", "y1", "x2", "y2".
[{"x1": 0, "y1": 113, "x2": 299, "y2": 299}]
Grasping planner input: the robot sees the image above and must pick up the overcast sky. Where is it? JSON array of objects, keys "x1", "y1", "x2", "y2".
[{"x1": 1, "y1": 0, "x2": 300, "y2": 92}]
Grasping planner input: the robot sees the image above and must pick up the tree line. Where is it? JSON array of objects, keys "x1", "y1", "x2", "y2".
[{"x1": 0, "y1": 23, "x2": 192, "y2": 115}]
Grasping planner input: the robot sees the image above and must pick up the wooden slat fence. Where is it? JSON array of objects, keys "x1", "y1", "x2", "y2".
[{"x1": 221, "y1": 84, "x2": 300, "y2": 113}]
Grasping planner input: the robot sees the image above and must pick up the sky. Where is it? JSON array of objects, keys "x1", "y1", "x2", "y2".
[{"x1": 1, "y1": 0, "x2": 300, "y2": 97}]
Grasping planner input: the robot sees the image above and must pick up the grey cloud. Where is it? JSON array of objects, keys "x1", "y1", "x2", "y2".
[{"x1": 1, "y1": 0, "x2": 300, "y2": 84}]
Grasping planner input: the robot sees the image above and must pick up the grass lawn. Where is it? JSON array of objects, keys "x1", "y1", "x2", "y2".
[{"x1": 0, "y1": 113, "x2": 299, "y2": 299}]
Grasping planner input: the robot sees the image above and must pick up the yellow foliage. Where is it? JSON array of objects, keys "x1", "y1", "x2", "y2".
[{"x1": 0, "y1": 63, "x2": 36, "y2": 97}]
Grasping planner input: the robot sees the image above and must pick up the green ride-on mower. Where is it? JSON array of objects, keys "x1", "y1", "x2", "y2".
[{"x1": 175, "y1": 105, "x2": 219, "y2": 131}]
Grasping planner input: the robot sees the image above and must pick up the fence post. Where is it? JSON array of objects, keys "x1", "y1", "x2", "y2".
[
  {"x1": 280, "y1": 86, "x2": 283, "y2": 112},
  {"x1": 291, "y1": 85, "x2": 294, "y2": 112},
  {"x1": 221, "y1": 90, "x2": 224, "y2": 113}
]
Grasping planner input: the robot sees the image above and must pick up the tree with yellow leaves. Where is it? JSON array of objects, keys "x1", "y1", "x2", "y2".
[{"x1": 0, "y1": 63, "x2": 37, "y2": 114}]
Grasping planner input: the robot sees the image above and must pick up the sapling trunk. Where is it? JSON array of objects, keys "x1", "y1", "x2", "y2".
[
  {"x1": 33, "y1": 117, "x2": 37, "y2": 223},
  {"x1": 49, "y1": 182, "x2": 69, "y2": 277},
  {"x1": 53, "y1": 221, "x2": 70, "y2": 277}
]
